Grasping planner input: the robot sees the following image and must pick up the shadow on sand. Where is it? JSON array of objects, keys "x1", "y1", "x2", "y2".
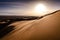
[
  {"x1": 0, "y1": 18, "x2": 39, "y2": 38},
  {"x1": 0, "y1": 20, "x2": 16, "y2": 38}
]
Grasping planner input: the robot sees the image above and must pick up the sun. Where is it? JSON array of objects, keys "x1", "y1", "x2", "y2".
[
  {"x1": 34, "y1": 4, "x2": 48, "y2": 16},
  {"x1": 35, "y1": 4, "x2": 46, "y2": 12}
]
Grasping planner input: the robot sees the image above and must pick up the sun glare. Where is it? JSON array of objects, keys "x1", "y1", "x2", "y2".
[{"x1": 34, "y1": 4, "x2": 48, "y2": 16}]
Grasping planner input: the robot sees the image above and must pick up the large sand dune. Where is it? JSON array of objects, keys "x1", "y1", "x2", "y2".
[{"x1": 1, "y1": 10, "x2": 60, "y2": 40}]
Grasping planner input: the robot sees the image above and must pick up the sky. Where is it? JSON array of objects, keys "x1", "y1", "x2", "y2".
[{"x1": 0, "y1": 0, "x2": 60, "y2": 16}]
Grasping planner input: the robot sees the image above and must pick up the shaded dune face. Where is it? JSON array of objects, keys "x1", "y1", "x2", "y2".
[
  {"x1": 27, "y1": 11, "x2": 60, "y2": 40},
  {"x1": 1, "y1": 10, "x2": 60, "y2": 40},
  {"x1": 20, "y1": 10, "x2": 60, "y2": 40}
]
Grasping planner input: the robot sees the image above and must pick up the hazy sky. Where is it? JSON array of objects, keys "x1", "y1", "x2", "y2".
[{"x1": 0, "y1": 0, "x2": 60, "y2": 16}]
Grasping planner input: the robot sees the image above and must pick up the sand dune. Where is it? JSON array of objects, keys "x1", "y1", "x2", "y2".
[{"x1": 1, "y1": 10, "x2": 60, "y2": 40}]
